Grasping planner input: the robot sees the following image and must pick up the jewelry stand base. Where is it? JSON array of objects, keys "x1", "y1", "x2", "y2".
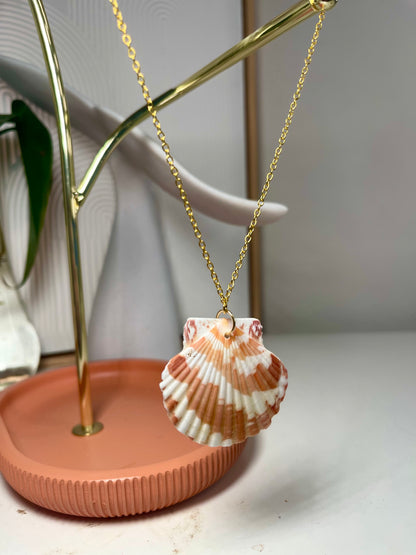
[{"x1": 0, "y1": 359, "x2": 245, "y2": 517}]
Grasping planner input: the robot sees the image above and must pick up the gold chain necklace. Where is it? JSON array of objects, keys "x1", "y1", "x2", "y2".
[
  {"x1": 109, "y1": 1, "x2": 327, "y2": 447},
  {"x1": 109, "y1": 0, "x2": 325, "y2": 315}
]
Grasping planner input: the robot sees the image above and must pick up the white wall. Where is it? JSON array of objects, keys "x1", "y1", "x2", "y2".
[{"x1": 257, "y1": 0, "x2": 416, "y2": 333}]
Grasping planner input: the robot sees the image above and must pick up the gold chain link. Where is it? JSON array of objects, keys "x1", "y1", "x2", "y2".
[{"x1": 109, "y1": 0, "x2": 325, "y2": 311}]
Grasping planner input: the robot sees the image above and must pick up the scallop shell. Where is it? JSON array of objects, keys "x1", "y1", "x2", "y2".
[{"x1": 160, "y1": 318, "x2": 288, "y2": 447}]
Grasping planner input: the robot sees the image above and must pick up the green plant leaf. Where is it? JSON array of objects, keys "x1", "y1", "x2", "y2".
[
  {"x1": 8, "y1": 100, "x2": 53, "y2": 286},
  {"x1": 0, "y1": 113, "x2": 16, "y2": 125}
]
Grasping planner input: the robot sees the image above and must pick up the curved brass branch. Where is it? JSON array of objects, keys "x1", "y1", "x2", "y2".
[{"x1": 76, "y1": 0, "x2": 336, "y2": 208}]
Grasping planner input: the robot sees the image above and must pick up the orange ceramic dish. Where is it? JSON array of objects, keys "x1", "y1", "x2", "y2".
[{"x1": 0, "y1": 360, "x2": 244, "y2": 517}]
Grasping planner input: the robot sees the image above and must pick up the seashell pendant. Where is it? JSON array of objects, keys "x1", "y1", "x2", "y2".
[{"x1": 160, "y1": 317, "x2": 288, "y2": 447}]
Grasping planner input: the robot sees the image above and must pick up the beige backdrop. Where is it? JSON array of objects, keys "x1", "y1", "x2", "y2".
[{"x1": 258, "y1": 0, "x2": 416, "y2": 332}]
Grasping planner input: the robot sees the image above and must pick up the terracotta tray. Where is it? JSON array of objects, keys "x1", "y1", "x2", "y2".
[{"x1": 0, "y1": 359, "x2": 244, "y2": 517}]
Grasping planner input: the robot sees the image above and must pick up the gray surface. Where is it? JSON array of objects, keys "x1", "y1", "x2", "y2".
[
  {"x1": 0, "y1": 331, "x2": 414, "y2": 554},
  {"x1": 258, "y1": 0, "x2": 416, "y2": 332}
]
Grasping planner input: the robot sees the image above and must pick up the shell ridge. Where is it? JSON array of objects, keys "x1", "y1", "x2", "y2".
[
  {"x1": 185, "y1": 364, "x2": 207, "y2": 410},
  {"x1": 233, "y1": 334, "x2": 263, "y2": 361},
  {"x1": 256, "y1": 356, "x2": 279, "y2": 389},
  {"x1": 235, "y1": 353, "x2": 262, "y2": 429},
  {"x1": 161, "y1": 356, "x2": 204, "y2": 402},
  {"x1": 195, "y1": 357, "x2": 224, "y2": 444},
  {"x1": 236, "y1": 340, "x2": 270, "y2": 375},
  {"x1": 160, "y1": 364, "x2": 188, "y2": 400},
  {"x1": 167, "y1": 354, "x2": 193, "y2": 382},
  {"x1": 178, "y1": 333, "x2": 219, "y2": 412},
  {"x1": 250, "y1": 362, "x2": 271, "y2": 392},
  {"x1": 250, "y1": 354, "x2": 279, "y2": 392},
  {"x1": 187, "y1": 337, "x2": 213, "y2": 368},
  {"x1": 162, "y1": 355, "x2": 185, "y2": 382},
  {"x1": 222, "y1": 349, "x2": 235, "y2": 443},
  {"x1": 208, "y1": 326, "x2": 230, "y2": 374},
  {"x1": 186, "y1": 350, "x2": 219, "y2": 439},
  {"x1": 267, "y1": 354, "x2": 285, "y2": 383},
  {"x1": 203, "y1": 336, "x2": 226, "y2": 441},
  {"x1": 210, "y1": 369, "x2": 227, "y2": 447},
  {"x1": 231, "y1": 352, "x2": 248, "y2": 444}
]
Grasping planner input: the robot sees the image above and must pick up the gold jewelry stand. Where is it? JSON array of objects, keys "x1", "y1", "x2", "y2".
[{"x1": 0, "y1": 0, "x2": 336, "y2": 517}]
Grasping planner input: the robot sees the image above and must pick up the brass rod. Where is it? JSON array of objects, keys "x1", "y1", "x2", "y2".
[
  {"x1": 76, "y1": 0, "x2": 336, "y2": 207},
  {"x1": 28, "y1": 0, "x2": 102, "y2": 436},
  {"x1": 242, "y1": 0, "x2": 262, "y2": 320}
]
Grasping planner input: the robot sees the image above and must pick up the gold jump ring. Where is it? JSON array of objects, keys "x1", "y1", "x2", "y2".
[{"x1": 216, "y1": 308, "x2": 236, "y2": 339}]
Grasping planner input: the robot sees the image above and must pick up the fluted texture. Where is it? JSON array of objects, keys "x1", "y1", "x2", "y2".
[{"x1": 0, "y1": 444, "x2": 243, "y2": 517}]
